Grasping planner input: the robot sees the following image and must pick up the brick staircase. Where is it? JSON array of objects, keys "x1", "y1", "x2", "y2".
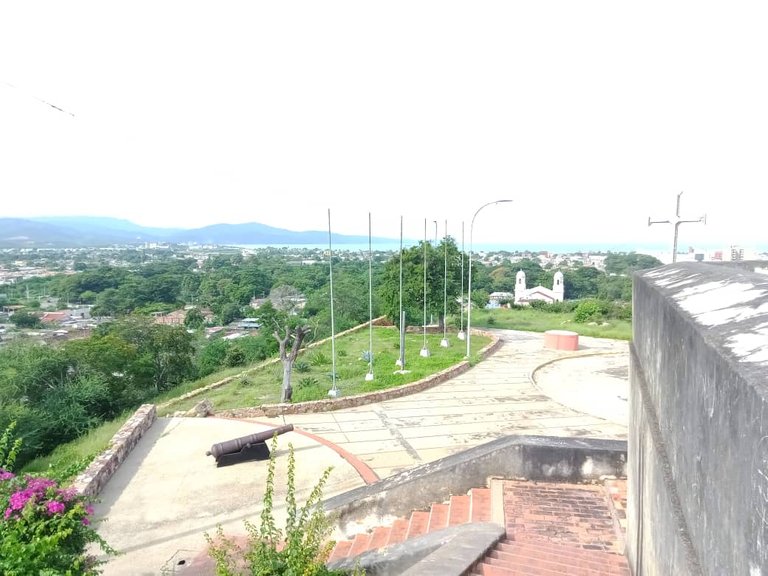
[
  {"x1": 470, "y1": 480, "x2": 630, "y2": 576},
  {"x1": 328, "y1": 487, "x2": 493, "y2": 563},
  {"x1": 329, "y1": 479, "x2": 630, "y2": 576}
]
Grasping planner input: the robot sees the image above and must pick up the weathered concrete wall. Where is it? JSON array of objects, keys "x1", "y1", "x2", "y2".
[{"x1": 629, "y1": 263, "x2": 768, "y2": 576}]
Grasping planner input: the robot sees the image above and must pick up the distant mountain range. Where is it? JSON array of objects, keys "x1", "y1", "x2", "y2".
[{"x1": 0, "y1": 216, "x2": 390, "y2": 248}]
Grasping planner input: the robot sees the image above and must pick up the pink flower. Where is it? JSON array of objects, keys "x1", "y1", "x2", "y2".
[
  {"x1": 81, "y1": 517, "x2": 90, "y2": 526},
  {"x1": 26, "y1": 477, "x2": 55, "y2": 493},
  {"x1": 0, "y1": 469, "x2": 14, "y2": 481},
  {"x1": 46, "y1": 500, "x2": 66, "y2": 515}
]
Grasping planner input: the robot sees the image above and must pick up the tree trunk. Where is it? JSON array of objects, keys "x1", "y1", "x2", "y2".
[
  {"x1": 281, "y1": 362, "x2": 293, "y2": 402},
  {"x1": 274, "y1": 324, "x2": 310, "y2": 404}
]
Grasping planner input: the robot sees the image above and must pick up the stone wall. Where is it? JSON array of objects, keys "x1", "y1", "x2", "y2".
[
  {"x1": 629, "y1": 263, "x2": 768, "y2": 575},
  {"x1": 70, "y1": 404, "x2": 157, "y2": 498}
]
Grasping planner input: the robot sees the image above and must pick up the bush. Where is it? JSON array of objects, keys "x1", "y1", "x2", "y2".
[
  {"x1": 294, "y1": 361, "x2": 310, "y2": 373},
  {"x1": 205, "y1": 435, "x2": 361, "y2": 575},
  {"x1": 0, "y1": 422, "x2": 114, "y2": 575},
  {"x1": 309, "y1": 351, "x2": 330, "y2": 367},
  {"x1": 224, "y1": 346, "x2": 246, "y2": 368},
  {"x1": 573, "y1": 299, "x2": 609, "y2": 323}
]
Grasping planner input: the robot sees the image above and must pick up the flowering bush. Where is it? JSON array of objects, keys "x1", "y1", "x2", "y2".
[{"x1": 0, "y1": 422, "x2": 114, "y2": 575}]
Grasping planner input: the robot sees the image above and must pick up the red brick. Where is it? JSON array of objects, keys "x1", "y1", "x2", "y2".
[
  {"x1": 328, "y1": 540, "x2": 353, "y2": 562},
  {"x1": 348, "y1": 533, "x2": 371, "y2": 557},
  {"x1": 386, "y1": 518, "x2": 410, "y2": 546},
  {"x1": 407, "y1": 510, "x2": 430, "y2": 539},
  {"x1": 428, "y1": 503, "x2": 449, "y2": 532},
  {"x1": 449, "y1": 494, "x2": 471, "y2": 525},
  {"x1": 368, "y1": 526, "x2": 391, "y2": 551},
  {"x1": 470, "y1": 487, "x2": 492, "y2": 522}
]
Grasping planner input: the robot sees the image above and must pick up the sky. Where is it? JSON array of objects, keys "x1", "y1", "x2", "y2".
[{"x1": 1, "y1": 1, "x2": 767, "y2": 252}]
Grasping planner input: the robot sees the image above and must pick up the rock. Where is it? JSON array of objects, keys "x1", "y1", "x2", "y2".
[{"x1": 186, "y1": 399, "x2": 213, "y2": 418}]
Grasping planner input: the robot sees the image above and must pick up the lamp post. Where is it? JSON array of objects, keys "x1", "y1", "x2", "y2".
[
  {"x1": 457, "y1": 221, "x2": 465, "y2": 341},
  {"x1": 440, "y1": 219, "x2": 449, "y2": 348},
  {"x1": 365, "y1": 212, "x2": 374, "y2": 381},
  {"x1": 420, "y1": 218, "x2": 430, "y2": 358},
  {"x1": 466, "y1": 200, "x2": 513, "y2": 358}
]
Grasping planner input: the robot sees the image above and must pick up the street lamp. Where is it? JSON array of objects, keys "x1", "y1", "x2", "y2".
[
  {"x1": 440, "y1": 219, "x2": 449, "y2": 348},
  {"x1": 420, "y1": 218, "x2": 430, "y2": 358},
  {"x1": 466, "y1": 200, "x2": 513, "y2": 358},
  {"x1": 457, "y1": 221, "x2": 465, "y2": 341}
]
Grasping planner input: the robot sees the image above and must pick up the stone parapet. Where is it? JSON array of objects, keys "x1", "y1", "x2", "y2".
[{"x1": 70, "y1": 404, "x2": 157, "y2": 498}]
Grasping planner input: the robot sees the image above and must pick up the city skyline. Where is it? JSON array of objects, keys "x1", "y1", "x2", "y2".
[{"x1": 2, "y1": 2, "x2": 766, "y2": 249}]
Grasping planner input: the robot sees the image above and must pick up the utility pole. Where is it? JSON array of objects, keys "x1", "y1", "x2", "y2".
[{"x1": 648, "y1": 191, "x2": 706, "y2": 263}]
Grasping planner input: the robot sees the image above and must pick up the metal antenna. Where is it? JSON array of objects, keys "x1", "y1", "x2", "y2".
[{"x1": 648, "y1": 191, "x2": 706, "y2": 263}]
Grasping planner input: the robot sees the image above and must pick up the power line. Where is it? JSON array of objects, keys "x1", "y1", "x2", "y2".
[{"x1": 2, "y1": 81, "x2": 75, "y2": 117}]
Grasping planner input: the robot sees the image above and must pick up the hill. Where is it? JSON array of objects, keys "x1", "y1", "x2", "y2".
[{"x1": 0, "y1": 216, "x2": 391, "y2": 248}]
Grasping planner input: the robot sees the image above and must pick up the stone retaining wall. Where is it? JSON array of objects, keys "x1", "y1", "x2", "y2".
[{"x1": 70, "y1": 404, "x2": 157, "y2": 498}]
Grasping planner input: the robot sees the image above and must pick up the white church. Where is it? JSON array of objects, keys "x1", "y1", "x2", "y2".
[{"x1": 514, "y1": 270, "x2": 565, "y2": 305}]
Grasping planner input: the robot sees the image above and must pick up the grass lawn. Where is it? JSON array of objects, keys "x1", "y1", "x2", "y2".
[
  {"x1": 465, "y1": 308, "x2": 632, "y2": 340},
  {"x1": 160, "y1": 326, "x2": 491, "y2": 413}
]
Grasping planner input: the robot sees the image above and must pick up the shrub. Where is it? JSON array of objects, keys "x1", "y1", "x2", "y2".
[
  {"x1": 0, "y1": 422, "x2": 114, "y2": 575},
  {"x1": 574, "y1": 299, "x2": 609, "y2": 323},
  {"x1": 298, "y1": 377, "x2": 319, "y2": 389},
  {"x1": 224, "y1": 346, "x2": 247, "y2": 368},
  {"x1": 205, "y1": 435, "x2": 361, "y2": 575},
  {"x1": 294, "y1": 361, "x2": 310, "y2": 373},
  {"x1": 309, "y1": 351, "x2": 330, "y2": 367}
]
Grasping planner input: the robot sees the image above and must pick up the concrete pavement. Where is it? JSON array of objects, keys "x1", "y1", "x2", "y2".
[{"x1": 93, "y1": 329, "x2": 629, "y2": 574}]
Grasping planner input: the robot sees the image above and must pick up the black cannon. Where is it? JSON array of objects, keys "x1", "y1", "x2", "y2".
[{"x1": 206, "y1": 424, "x2": 294, "y2": 467}]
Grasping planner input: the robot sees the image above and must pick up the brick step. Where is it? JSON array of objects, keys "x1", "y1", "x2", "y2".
[
  {"x1": 470, "y1": 479, "x2": 630, "y2": 576},
  {"x1": 329, "y1": 486, "x2": 493, "y2": 561}
]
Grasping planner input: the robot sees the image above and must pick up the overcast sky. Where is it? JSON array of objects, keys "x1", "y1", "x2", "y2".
[{"x1": 1, "y1": 2, "x2": 766, "y2": 250}]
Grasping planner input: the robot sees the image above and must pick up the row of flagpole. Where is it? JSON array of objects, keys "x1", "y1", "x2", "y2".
[{"x1": 325, "y1": 210, "x2": 468, "y2": 397}]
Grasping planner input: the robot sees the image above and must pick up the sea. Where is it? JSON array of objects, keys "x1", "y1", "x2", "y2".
[{"x1": 236, "y1": 242, "x2": 681, "y2": 254}]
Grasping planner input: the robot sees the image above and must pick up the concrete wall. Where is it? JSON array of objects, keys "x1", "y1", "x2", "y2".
[{"x1": 629, "y1": 263, "x2": 768, "y2": 576}]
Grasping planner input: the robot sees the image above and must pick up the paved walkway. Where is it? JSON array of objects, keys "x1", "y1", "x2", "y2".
[{"x1": 93, "y1": 329, "x2": 629, "y2": 574}]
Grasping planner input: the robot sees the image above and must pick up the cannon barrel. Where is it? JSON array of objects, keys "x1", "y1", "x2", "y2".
[{"x1": 206, "y1": 424, "x2": 294, "y2": 459}]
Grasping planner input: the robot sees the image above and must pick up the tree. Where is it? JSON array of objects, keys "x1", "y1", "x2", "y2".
[
  {"x1": 377, "y1": 238, "x2": 463, "y2": 329},
  {"x1": 184, "y1": 307, "x2": 205, "y2": 329},
  {"x1": 604, "y1": 253, "x2": 662, "y2": 276},
  {"x1": 9, "y1": 310, "x2": 41, "y2": 328},
  {"x1": 274, "y1": 322, "x2": 311, "y2": 403}
]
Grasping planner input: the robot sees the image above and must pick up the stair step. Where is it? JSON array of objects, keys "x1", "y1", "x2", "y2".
[
  {"x1": 368, "y1": 526, "x2": 391, "y2": 551},
  {"x1": 496, "y1": 540, "x2": 628, "y2": 566},
  {"x1": 407, "y1": 510, "x2": 430, "y2": 539},
  {"x1": 427, "y1": 502, "x2": 449, "y2": 532},
  {"x1": 328, "y1": 540, "x2": 353, "y2": 563},
  {"x1": 347, "y1": 533, "x2": 371, "y2": 557},
  {"x1": 473, "y1": 563, "x2": 518, "y2": 576},
  {"x1": 448, "y1": 494, "x2": 471, "y2": 526},
  {"x1": 385, "y1": 518, "x2": 410, "y2": 546},
  {"x1": 470, "y1": 487, "x2": 492, "y2": 522}
]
